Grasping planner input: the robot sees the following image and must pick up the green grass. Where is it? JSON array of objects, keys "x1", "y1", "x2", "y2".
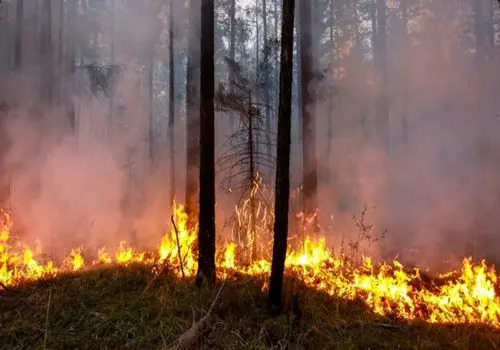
[{"x1": 1, "y1": 265, "x2": 500, "y2": 349}]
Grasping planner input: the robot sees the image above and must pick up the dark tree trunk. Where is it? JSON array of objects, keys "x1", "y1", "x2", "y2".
[
  {"x1": 268, "y1": 0, "x2": 295, "y2": 313},
  {"x1": 196, "y1": 0, "x2": 216, "y2": 287},
  {"x1": 185, "y1": 0, "x2": 201, "y2": 230},
  {"x1": 299, "y1": 0, "x2": 318, "y2": 233},
  {"x1": 169, "y1": 0, "x2": 175, "y2": 205},
  {"x1": 14, "y1": 0, "x2": 23, "y2": 70},
  {"x1": 40, "y1": 0, "x2": 53, "y2": 106}
]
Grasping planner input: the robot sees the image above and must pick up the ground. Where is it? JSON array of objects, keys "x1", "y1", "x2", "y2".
[{"x1": 1, "y1": 265, "x2": 500, "y2": 349}]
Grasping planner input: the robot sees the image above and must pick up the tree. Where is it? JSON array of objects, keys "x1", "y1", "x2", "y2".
[
  {"x1": 196, "y1": 0, "x2": 216, "y2": 287},
  {"x1": 185, "y1": 0, "x2": 201, "y2": 230},
  {"x1": 40, "y1": 0, "x2": 53, "y2": 106},
  {"x1": 169, "y1": 0, "x2": 176, "y2": 205},
  {"x1": 14, "y1": 0, "x2": 23, "y2": 70},
  {"x1": 298, "y1": 0, "x2": 318, "y2": 233},
  {"x1": 268, "y1": 0, "x2": 295, "y2": 312},
  {"x1": 373, "y1": 0, "x2": 388, "y2": 152}
]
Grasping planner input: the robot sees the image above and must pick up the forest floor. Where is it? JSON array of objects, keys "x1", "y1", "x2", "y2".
[{"x1": 1, "y1": 264, "x2": 500, "y2": 349}]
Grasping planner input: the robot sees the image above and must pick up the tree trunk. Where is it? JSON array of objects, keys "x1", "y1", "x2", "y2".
[
  {"x1": 109, "y1": 0, "x2": 115, "y2": 141},
  {"x1": 185, "y1": 0, "x2": 201, "y2": 230},
  {"x1": 268, "y1": 0, "x2": 295, "y2": 313},
  {"x1": 197, "y1": 0, "x2": 216, "y2": 287},
  {"x1": 148, "y1": 45, "x2": 155, "y2": 166},
  {"x1": 374, "y1": 0, "x2": 388, "y2": 152},
  {"x1": 67, "y1": 0, "x2": 76, "y2": 132},
  {"x1": 40, "y1": 0, "x2": 53, "y2": 106},
  {"x1": 401, "y1": 0, "x2": 408, "y2": 143},
  {"x1": 169, "y1": 0, "x2": 176, "y2": 205},
  {"x1": 263, "y1": 0, "x2": 272, "y2": 171},
  {"x1": 14, "y1": 0, "x2": 23, "y2": 70},
  {"x1": 56, "y1": 0, "x2": 64, "y2": 104},
  {"x1": 299, "y1": 0, "x2": 318, "y2": 233},
  {"x1": 229, "y1": 0, "x2": 236, "y2": 85}
]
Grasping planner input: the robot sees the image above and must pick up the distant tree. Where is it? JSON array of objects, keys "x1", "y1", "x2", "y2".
[
  {"x1": 196, "y1": 0, "x2": 216, "y2": 287},
  {"x1": 14, "y1": 0, "x2": 23, "y2": 70},
  {"x1": 40, "y1": 0, "x2": 53, "y2": 106},
  {"x1": 169, "y1": 0, "x2": 176, "y2": 205},
  {"x1": 268, "y1": 0, "x2": 295, "y2": 312}
]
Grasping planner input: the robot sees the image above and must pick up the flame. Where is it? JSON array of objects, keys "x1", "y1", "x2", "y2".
[{"x1": 1, "y1": 205, "x2": 500, "y2": 327}]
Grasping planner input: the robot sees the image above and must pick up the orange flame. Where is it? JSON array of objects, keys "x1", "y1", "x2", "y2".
[{"x1": 1, "y1": 205, "x2": 500, "y2": 327}]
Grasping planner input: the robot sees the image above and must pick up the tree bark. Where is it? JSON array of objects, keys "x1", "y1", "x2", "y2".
[
  {"x1": 268, "y1": 0, "x2": 295, "y2": 312},
  {"x1": 298, "y1": 0, "x2": 318, "y2": 233},
  {"x1": 14, "y1": 0, "x2": 23, "y2": 70},
  {"x1": 169, "y1": 0, "x2": 176, "y2": 205},
  {"x1": 109, "y1": 0, "x2": 115, "y2": 141},
  {"x1": 197, "y1": 0, "x2": 216, "y2": 287},
  {"x1": 401, "y1": 0, "x2": 409, "y2": 143},
  {"x1": 185, "y1": 0, "x2": 201, "y2": 230}
]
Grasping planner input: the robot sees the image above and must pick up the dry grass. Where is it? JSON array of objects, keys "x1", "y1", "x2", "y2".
[{"x1": 1, "y1": 264, "x2": 500, "y2": 349}]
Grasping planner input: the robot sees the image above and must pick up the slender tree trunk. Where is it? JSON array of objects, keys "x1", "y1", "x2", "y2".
[
  {"x1": 256, "y1": 0, "x2": 260, "y2": 76},
  {"x1": 263, "y1": 0, "x2": 272, "y2": 169},
  {"x1": 248, "y1": 94, "x2": 257, "y2": 262},
  {"x1": 109, "y1": 0, "x2": 115, "y2": 141},
  {"x1": 185, "y1": 0, "x2": 201, "y2": 230},
  {"x1": 299, "y1": 0, "x2": 318, "y2": 233},
  {"x1": 169, "y1": 0, "x2": 176, "y2": 205},
  {"x1": 374, "y1": 0, "x2": 388, "y2": 152},
  {"x1": 229, "y1": 0, "x2": 236, "y2": 85},
  {"x1": 40, "y1": 0, "x2": 53, "y2": 106},
  {"x1": 67, "y1": 0, "x2": 76, "y2": 132},
  {"x1": 274, "y1": 0, "x2": 279, "y2": 129},
  {"x1": 56, "y1": 0, "x2": 64, "y2": 104},
  {"x1": 401, "y1": 0, "x2": 409, "y2": 143},
  {"x1": 268, "y1": 0, "x2": 295, "y2": 313},
  {"x1": 196, "y1": 0, "x2": 216, "y2": 287},
  {"x1": 148, "y1": 43, "x2": 155, "y2": 167},
  {"x1": 14, "y1": 0, "x2": 23, "y2": 70}
]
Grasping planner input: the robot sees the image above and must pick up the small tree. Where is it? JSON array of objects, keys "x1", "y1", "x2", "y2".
[{"x1": 216, "y1": 54, "x2": 276, "y2": 263}]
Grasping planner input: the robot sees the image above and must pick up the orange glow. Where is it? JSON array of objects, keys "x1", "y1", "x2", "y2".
[{"x1": 1, "y1": 205, "x2": 500, "y2": 327}]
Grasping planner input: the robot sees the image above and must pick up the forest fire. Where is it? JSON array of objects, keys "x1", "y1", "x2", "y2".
[{"x1": 1, "y1": 205, "x2": 500, "y2": 329}]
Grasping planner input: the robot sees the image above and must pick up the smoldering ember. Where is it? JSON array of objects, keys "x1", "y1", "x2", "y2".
[{"x1": 2, "y1": 0, "x2": 500, "y2": 349}]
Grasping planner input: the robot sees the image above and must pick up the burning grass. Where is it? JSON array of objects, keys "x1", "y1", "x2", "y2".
[
  {"x1": 2, "y1": 203, "x2": 500, "y2": 345},
  {"x1": 2, "y1": 265, "x2": 500, "y2": 349}
]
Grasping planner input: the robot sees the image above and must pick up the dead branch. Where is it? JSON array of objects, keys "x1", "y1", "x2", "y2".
[
  {"x1": 171, "y1": 215, "x2": 186, "y2": 280},
  {"x1": 166, "y1": 280, "x2": 226, "y2": 350}
]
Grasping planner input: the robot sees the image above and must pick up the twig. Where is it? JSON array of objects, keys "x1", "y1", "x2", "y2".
[
  {"x1": 171, "y1": 215, "x2": 185, "y2": 280},
  {"x1": 167, "y1": 280, "x2": 226, "y2": 350},
  {"x1": 43, "y1": 287, "x2": 52, "y2": 349}
]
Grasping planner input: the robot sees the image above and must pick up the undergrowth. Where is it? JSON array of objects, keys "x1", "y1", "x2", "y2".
[{"x1": 1, "y1": 264, "x2": 499, "y2": 349}]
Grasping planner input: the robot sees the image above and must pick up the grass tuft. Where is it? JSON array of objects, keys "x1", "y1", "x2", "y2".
[{"x1": 1, "y1": 265, "x2": 500, "y2": 349}]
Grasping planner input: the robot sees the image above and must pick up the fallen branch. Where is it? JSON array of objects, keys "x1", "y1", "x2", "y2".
[
  {"x1": 171, "y1": 215, "x2": 186, "y2": 280},
  {"x1": 167, "y1": 280, "x2": 226, "y2": 350}
]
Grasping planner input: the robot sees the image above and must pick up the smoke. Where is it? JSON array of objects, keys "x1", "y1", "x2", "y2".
[{"x1": 313, "y1": 1, "x2": 500, "y2": 269}]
